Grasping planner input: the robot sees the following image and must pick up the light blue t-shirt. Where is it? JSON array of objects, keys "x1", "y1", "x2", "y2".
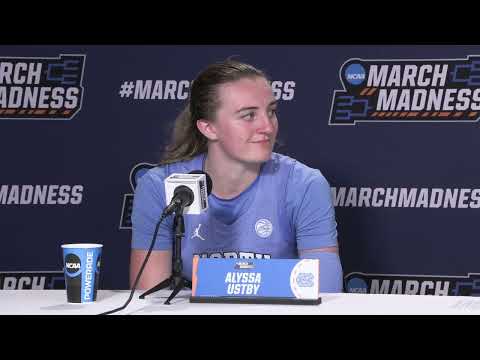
[
  {"x1": 208, "y1": 173, "x2": 260, "y2": 225},
  {"x1": 131, "y1": 152, "x2": 340, "y2": 285}
]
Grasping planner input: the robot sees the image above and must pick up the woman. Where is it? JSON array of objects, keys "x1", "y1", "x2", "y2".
[{"x1": 130, "y1": 59, "x2": 343, "y2": 292}]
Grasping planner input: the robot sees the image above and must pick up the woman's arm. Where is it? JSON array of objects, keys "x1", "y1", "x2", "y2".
[{"x1": 129, "y1": 249, "x2": 172, "y2": 289}]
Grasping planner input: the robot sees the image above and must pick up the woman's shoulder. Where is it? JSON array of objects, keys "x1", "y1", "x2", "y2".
[
  {"x1": 142, "y1": 153, "x2": 206, "y2": 183},
  {"x1": 271, "y1": 153, "x2": 323, "y2": 181},
  {"x1": 271, "y1": 152, "x2": 327, "y2": 188}
]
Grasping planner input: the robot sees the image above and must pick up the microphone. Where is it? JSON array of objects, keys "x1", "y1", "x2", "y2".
[
  {"x1": 99, "y1": 170, "x2": 213, "y2": 314},
  {"x1": 189, "y1": 169, "x2": 213, "y2": 194},
  {"x1": 163, "y1": 170, "x2": 212, "y2": 216}
]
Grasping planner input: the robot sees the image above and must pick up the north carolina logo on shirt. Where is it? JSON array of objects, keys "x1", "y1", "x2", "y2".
[{"x1": 255, "y1": 219, "x2": 273, "y2": 238}]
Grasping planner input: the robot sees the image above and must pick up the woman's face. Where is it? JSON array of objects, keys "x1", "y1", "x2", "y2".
[{"x1": 210, "y1": 77, "x2": 278, "y2": 165}]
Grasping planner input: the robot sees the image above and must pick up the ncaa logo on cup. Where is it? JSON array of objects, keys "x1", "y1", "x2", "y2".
[
  {"x1": 65, "y1": 254, "x2": 81, "y2": 275},
  {"x1": 344, "y1": 63, "x2": 366, "y2": 85},
  {"x1": 255, "y1": 219, "x2": 273, "y2": 238}
]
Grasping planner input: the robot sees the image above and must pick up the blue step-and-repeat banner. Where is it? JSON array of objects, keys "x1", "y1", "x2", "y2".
[{"x1": 1, "y1": 45, "x2": 479, "y2": 296}]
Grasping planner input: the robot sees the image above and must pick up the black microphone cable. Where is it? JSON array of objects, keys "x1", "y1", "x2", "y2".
[
  {"x1": 99, "y1": 212, "x2": 168, "y2": 315},
  {"x1": 99, "y1": 170, "x2": 207, "y2": 315}
]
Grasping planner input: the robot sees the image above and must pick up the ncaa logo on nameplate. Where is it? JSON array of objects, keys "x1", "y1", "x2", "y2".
[
  {"x1": 255, "y1": 219, "x2": 273, "y2": 238},
  {"x1": 329, "y1": 55, "x2": 480, "y2": 125}
]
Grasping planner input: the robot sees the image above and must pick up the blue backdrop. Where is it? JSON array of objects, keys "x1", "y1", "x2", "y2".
[{"x1": 1, "y1": 45, "x2": 479, "y2": 296}]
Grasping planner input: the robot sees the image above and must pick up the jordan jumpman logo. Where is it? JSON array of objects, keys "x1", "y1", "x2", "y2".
[{"x1": 192, "y1": 223, "x2": 206, "y2": 241}]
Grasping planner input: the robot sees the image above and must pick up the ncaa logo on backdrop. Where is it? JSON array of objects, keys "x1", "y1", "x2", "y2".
[
  {"x1": 0, "y1": 54, "x2": 85, "y2": 120},
  {"x1": 345, "y1": 277, "x2": 368, "y2": 293},
  {"x1": 255, "y1": 219, "x2": 273, "y2": 238},
  {"x1": 119, "y1": 162, "x2": 156, "y2": 229},
  {"x1": 345, "y1": 63, "x2": 366, "y2": 85},
  {"x1": 330, "y1": 55, "x2": 480, "y2": 125},
  {"x1": 345, "y1": 271, "x2": 480, "y2": 296}
]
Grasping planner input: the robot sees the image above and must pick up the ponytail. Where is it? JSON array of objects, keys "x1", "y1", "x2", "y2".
[{"x1": 159, "y1": 104, "x2": 208, "y2": 165}]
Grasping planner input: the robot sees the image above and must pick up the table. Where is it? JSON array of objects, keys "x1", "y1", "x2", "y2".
[{"x1": 1, "y1": 290, "x2": 480, "y2": 315}]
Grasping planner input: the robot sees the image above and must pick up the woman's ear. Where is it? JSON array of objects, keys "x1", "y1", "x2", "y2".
[{"x1": 196, "y1": 119, "x2": 218, "y2": 141}]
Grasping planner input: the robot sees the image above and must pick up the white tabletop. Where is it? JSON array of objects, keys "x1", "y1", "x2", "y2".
[{"x1": 1, "y1": 290, "x2": 480, "y2": 315}]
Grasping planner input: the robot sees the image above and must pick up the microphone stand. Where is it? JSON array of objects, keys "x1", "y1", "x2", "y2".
[{"x1": 138, "y1": 208, "x2": 192, "y2": 305}]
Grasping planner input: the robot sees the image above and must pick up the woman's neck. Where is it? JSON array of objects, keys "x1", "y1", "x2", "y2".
[{"x1": 204, "y1": 151, "x2": 261, "y2": 200}]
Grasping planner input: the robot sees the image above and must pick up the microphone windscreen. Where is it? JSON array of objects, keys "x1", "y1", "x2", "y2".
[{"x1": 189, "y1": 170, "x2": 213, "y2": 195}]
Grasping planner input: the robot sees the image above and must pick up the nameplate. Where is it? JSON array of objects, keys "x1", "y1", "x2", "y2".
[{"x1": 190, "y1": 257, "x2": 320, "y2": 304}]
